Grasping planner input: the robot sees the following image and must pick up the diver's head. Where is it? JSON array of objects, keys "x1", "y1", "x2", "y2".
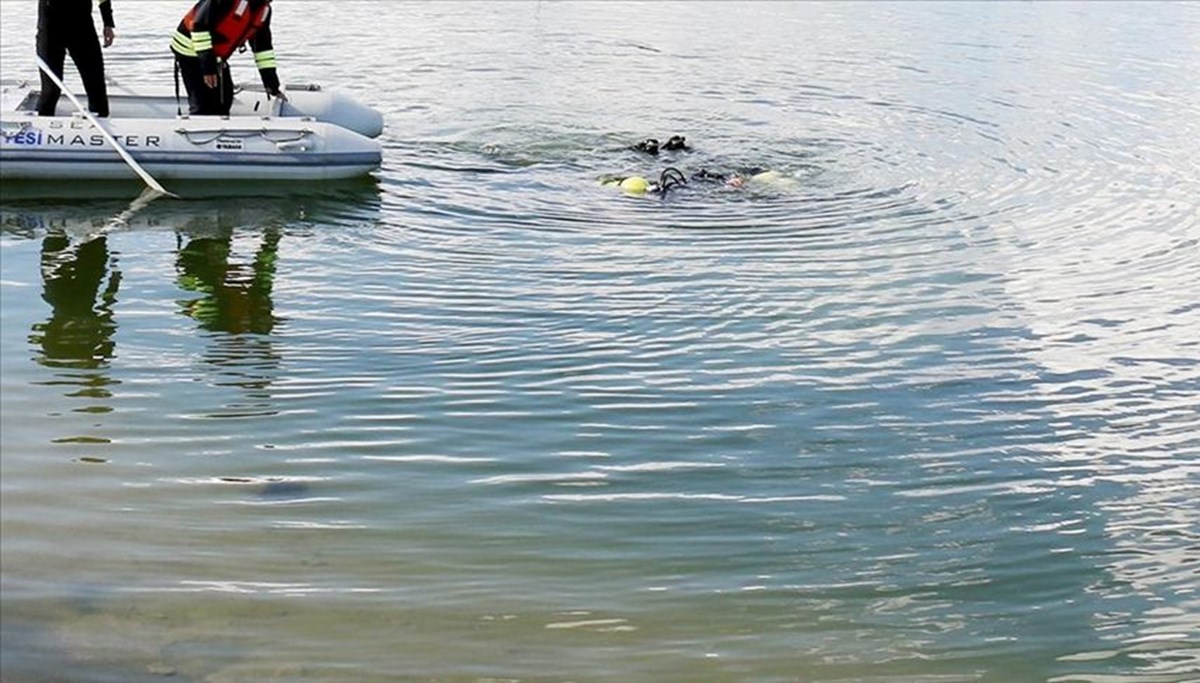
[
  {"x1": 633, "y1": 138, "x2": 660, "y2": 155},
  {"x1": 662, "y1": 135, "x2": 687, "y2": 151}
]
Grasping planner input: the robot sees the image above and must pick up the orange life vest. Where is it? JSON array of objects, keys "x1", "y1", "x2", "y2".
[{"x1": 183, "y1": 0, "x2": 271, "y2": 61}]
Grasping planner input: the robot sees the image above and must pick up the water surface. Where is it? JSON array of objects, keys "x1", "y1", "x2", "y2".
[{"x1": 2, "y1": 2, "x2": 1199, "y2": 681}]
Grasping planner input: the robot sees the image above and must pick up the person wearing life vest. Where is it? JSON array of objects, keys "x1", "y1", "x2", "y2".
[
  {"x1": 170, "y1": 0, "x2": 285, "y2": 116},
  {"x1": 36, "y1": 0, "x2": 116, "y2": 117}
]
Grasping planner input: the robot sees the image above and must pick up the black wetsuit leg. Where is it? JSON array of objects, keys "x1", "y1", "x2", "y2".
[
  {"x1": 176, "y1": 56, "x2": 233, "y2": 116},
  {"x1": 67, "y1": 20, "x2": 109, "y2": 117},
  {"x1": 176, "y1": 56, "x2": 207, "y2": 115},
  {"x1": 36, "y1": 10, "x2": 108, "y2": 117},
  {"x1": 35, "y1": 16, "x2": 68, "y2": 115}
]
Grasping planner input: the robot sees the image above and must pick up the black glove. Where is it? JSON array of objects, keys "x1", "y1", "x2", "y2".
[{"x1": 260, "y1": 68, "x2": 281, "y2": 97}]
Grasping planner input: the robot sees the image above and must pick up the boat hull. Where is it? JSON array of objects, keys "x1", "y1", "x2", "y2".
[{"x1": 1, "y1": 113, "x2": 382, "y2": 181}]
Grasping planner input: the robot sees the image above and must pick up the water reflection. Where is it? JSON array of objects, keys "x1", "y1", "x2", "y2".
[
  {"x1": 6, "y1": 181, "x2": 384, "y2": 427},
  {"x1": 28, "y1": 232, "x2": 121, "y2": 412},
  {"x1": 176, "y1": 226, "x2": 281, "y2": 335},
  {"x1": 32, "y1": 233, "x2": 120, "y2": 369},
  {"x1": 176, "y1": 223, "x2": 283, "y2": 419}
]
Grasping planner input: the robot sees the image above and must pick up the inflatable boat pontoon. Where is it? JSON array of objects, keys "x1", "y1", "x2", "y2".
[{"x1": 0, "y1": 82, "x2": 383, "y2": 182}]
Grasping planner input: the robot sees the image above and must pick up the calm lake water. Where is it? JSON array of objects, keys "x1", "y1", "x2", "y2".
[{"x1": 3, "y1": 2, "x2": 1199, "y2": 681}]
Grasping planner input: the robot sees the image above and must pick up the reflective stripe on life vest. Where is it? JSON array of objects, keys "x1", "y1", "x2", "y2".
[{"x1": 174, "y1": 0, "x2": 272, "y2": 62}]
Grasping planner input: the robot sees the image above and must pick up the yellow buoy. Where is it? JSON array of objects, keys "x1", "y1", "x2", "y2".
[{"x1": 618, "y1": 176, "x2": 651, "y2": 195}]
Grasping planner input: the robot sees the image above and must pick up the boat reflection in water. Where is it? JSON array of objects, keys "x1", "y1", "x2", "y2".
[{"x1": 7, "y1": 178, "x2": 382, "y2": 421}]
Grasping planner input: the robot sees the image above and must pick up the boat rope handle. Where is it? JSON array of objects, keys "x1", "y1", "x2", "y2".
[{"x1": 175, "y1": 128, "x2": 314, "y2": 145}]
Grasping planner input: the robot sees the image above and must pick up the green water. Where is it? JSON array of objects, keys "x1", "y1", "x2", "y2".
[{"x1": 2, "y1": 2, "x2": 1198, "y2": 681}]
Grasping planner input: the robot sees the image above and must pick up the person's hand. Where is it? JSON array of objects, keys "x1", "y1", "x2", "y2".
[
  {"x1": 203, "y1": 74, "x2": 218, "y2": 89},
  {"x1": 103, "y1": 26, "x2": 115, "y2": 47}
]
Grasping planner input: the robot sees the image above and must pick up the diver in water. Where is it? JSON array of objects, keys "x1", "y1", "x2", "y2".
[
  {"x1": 632, "y1": 135, "x2": 688, "y2": 156},
  {"x1": 662, "y1": 135, "x2": 688, "y2": 151},
  {"x1": 601, "y1": 166, "x2": 797, "y2": 197},
  {"x1": 690, "y1": 166, "x2": 796, "y2": 188},
  {"x1": 601, "y1": 167, "x2": 688, "y2": 197},
  {"x1": 690, "y1": 167, "x2": 732, "y2": 183},
  {"x1": 609, "y1": 136, "x2": 796, "y2": 196}
]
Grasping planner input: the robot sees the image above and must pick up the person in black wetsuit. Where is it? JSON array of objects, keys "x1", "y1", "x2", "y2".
[{"x1": 36, "y1": 0, "x2": 115, "y2": 117}]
